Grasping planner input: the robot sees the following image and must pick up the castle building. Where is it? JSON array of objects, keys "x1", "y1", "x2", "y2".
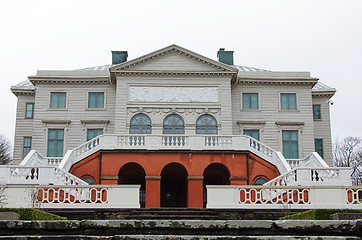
[{"x1": 11, "y1": 45, "x2": 336, "y2": 208}]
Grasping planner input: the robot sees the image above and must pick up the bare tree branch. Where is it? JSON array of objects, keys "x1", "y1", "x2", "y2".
[{"x1": 0, "y1": 135, "x2": 12, "y2": 165}]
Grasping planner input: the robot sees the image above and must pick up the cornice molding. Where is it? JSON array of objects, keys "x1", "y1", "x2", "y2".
[
  {"x1": 11, "y1": 89, "x2": 35, "y2": 96},
  {"x1": 237, "y1": 78, "x2": 318, "y2": 86},
  {"x1": 110, "y1": 45, "x2": 238, "y2": 73},
  {"x1": 275, "y1": 121, "x2": 304, "y2": 126},
  {"x1": 114, "y1": 71, "x2": 235, "y2": 77},
  {"x1": 29, "y1": 76, "x2": 111, "y2": 85}
]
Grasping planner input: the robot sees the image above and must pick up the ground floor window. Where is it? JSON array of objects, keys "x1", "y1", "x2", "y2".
[
  {"x1": 315, "y1": 139, "x2": 324, "y2": 159},
  {"x1": 47, "y1": 129, "x2": 64, "y2": 157},
  {"x1": 87, "y1": 129, "x2": 103, "y2": 141},
  {"x1": 282, "y1": 130, "x2": 299, "y2": 159},
  {"x1": 23, "y1": 137, "x2": 32, "y2": 159},
  {"x1": 243, "y1": 129, "x2": 260, "y2": 141}
]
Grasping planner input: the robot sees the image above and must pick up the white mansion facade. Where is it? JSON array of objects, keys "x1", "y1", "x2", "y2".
[{"x1": 11, "y1": 44, "x2": 335, "y2": 166}]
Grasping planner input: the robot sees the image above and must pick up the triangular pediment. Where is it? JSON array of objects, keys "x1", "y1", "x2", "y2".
[{"x1": 109, "y1": 44, "x2": 237, "y2": 73}]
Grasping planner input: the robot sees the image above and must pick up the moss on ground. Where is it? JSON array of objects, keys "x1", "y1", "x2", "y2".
[
  {"x1": 0, "y1": 208, "x2": 67, "y2": 220},
  {"x1": 280, "y1": 209, "x2": 362, "y2": 220}
]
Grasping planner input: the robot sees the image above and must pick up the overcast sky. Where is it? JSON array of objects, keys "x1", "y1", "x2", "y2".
[{"x1": 0, "y1": 0, "x2": 361, "y2": 147}]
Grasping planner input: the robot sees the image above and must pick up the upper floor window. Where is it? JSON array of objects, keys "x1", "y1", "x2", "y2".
[
  {"x1": 87, "y1": 129, "x2": 103, "y2": 141},
  {"x1": 88, "y1": 92, "x2": 104, "y2": 109},
  {"x1": 282, "y1": 130, "x2": 299, "y2": 159},
  {"x1": 196, "y1": 114, "x2": 218, "y2": 135},
  {"x1": 129, "y1": 113, "x2": 152, "y2": 134},
  {"x1": 50, "y1": 92, "x2": 66, "y2": 109},
  {"x1": 315, "y1": 139, "x2": 324, "y2": 159},
  {"x1": 313, "y1": 104, "x2": 321, "y2": 120},
  {"x1": 281, "y1": 93, "x2": 297, "y2": 110},
  {"x1": 25, "y1": 103, "x2": 34, "y2": 118},
  {"x1": 244, "y1": 129, "x2": 260, "y2": 141},
  {"x1": 47, "y1": 129, "x2": 64, "y2": 157},
  {"x1": 163, "y1": 114, "x2": 184, "y2": 134},
  {"x1": 242, "y1": 93, "x2": 259, "y2": 109},
  {"x1": 23, "y1": 137, "x2": 32, "y2": 159},
  {"x1": 254, "y1": 177, "x2": 268, "y2": 185}
]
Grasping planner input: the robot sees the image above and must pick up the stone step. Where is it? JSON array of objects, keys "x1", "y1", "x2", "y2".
[
  {"x1": 45, "y1": 208, "x2": 303, "y2": 220},
  {"x1": 0, "y1": 235, "x2": 359, "y2": 240},
  {"x1": 0, "y1": 220, "x2": 361, "y2": 237}
]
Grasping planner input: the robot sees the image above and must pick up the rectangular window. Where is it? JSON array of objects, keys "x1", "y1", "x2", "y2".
[
  {"x1": 47, "y1": 129, "x2": 64, "y2": 157},
  {"x1": 242, "y1": 93, "x2": 259, "y2": 109},
  {"x1": 88, "y1": 92, "x2": 104, "y2": 108},
  {"x1": 315, "y1": 139, "x2": 324, "y2": 158},
  {"x1": 87, "y1": 129, "x2": 103, "y2": 141},
  {"x1": 313, "y1": 104, "x2": 321, "y2": 120},
  {"x1": 282, "y1": 130, "x2": 299, "y2": 159},
  {"x1": 25, "y1": 103, "x2": 34, "y2": 118},
  {"x1": 23, "y1": 137, "x2": 32, "y2": 159},
  {"x1": 243, "y1": 129, "x2": 260, "y2": 141},
  {"x1": 281, "y1": 93, "x2": 297, "y2": 110},
  {"x1": 50, "y1": 92, "x2": 66, "y2": 109}
]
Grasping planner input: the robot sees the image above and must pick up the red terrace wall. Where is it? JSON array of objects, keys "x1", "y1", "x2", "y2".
[{"x1": 70, "y1": 151, "x2": 279, "y2": 208}]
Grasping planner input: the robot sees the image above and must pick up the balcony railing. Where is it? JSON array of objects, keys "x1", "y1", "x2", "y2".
[{"x1": 56, "y1": 134, "x2": 291, "y2": 174}]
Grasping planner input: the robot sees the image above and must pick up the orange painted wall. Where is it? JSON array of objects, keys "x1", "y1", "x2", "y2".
[{"x1": 70, "y1": 150, "x2": 280, "y2": 208}]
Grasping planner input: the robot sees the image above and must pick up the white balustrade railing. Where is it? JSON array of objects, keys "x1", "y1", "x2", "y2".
[
  {"x1": 206, "y1": 185, "x2": 362, "y2": 209},
  {"x1": 0, "y1": 185, "x2": 140, "y2": 209},
  {"x1": 264, "y1": 167, "x2": 352, "y2": 187},
  {"x1": 22, "y1": 134, "x2": 328, "y2": 176},
  {"x1": 0, "y1": 166, "x2": 87, "y2": 186}
]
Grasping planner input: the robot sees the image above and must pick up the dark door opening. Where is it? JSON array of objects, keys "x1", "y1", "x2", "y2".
[
  {"x1": 161, "y1": 163, "x2": 188, "y2": 207},
  {"x1": 118, "y1": 162, "x2": 146, "y2": 208},
  {"x1": 203, "y1": 163, "x2": 230, "y2": 207}
]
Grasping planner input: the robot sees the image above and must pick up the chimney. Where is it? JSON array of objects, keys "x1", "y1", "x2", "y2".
[
  {"x1": 112, "y1": 51, "x2": 128, "y2": 64},
  {"x1": 217, "y1": 48, "x2": 234, "y2": 65}
]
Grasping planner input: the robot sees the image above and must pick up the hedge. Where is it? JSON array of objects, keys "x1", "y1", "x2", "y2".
[
  {"x1": 280, "y1": 209, "x2": 362, "y2": 220},
  {"x1": 0, "y1": 208, "x2": 67, "y2": 220}
]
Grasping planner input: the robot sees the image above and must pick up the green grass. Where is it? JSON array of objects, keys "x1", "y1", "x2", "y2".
[
  {"x1": 0, "y1": 208, "x2": 67, "y2": 220},
  {"x1": 280, "y1": 209, "x2": 362, "y2": 220}
]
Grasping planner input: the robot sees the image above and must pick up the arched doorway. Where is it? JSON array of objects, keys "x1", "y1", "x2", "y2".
[
  {"x1": 118, "y1": 162, "x2": 146, "y2": 207},
  {"x1": 203, "y1": 163, "x2": 230, "y2": 207},
  {"x1": 161, "y1": 163, "x2": 188, "y2": 207}
]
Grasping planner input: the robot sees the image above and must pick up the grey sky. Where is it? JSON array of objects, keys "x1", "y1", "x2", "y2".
[{"x1": 0, "y1": 0, "x2": 361, "y2": 146}]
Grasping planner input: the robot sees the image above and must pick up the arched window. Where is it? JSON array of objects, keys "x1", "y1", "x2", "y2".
[
  {"x1": 82, "y1": 177, "x2": 94, "y2": 185},
  {"x1": 196, "y1": 114, "x2": 218, "y2": 135},
  {"x1": 254, "y1": 177, "x2": 268, "y2": 185},
  {"x1": 129, "y1": 113, "x2": 152, "y2": 134},
  {"x1": 163, "y1": 114, "x2": 184, "y2": 134}
]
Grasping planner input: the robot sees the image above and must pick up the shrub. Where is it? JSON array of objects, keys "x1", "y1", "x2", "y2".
[
  {"x1": 0, "y1": 208, "x2": 66, "y2": 220},
  {"x1": 280, "y1": 209, "x2": 362, "y2": 220}
]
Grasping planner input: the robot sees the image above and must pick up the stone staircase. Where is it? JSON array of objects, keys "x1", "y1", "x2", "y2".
[
  {"x1": 0, "y1": 209, "x2": 361, "y2": 239},
  {"x1": 45, "y1": 208, "x2": 304, "y2": 221}
]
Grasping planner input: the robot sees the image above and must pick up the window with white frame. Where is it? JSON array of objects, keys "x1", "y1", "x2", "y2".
[
  {"x1": 282, "y1": 130, "x2": 299, "y2": 159},
  {"x1": 47, "y1": 129, "x2": 64, "y2": 157},
  {"x1": 196, "y1": 114, "x2": 218, "y2": 135},
  {"x1": 87, "y1": 129, "x2": 103, "y2": 141},
  {"x1": 23, "y1": 137, "x2": 32, "y2": 159},
  {"x1": 129, "y1": 113, "x2": 152, "y2": 134},
  {"x1": 242, "y1": 93, "x2": 259, "y2": 109},
  {"x1": 25, "y1": 103, "x2": 34, "y2": 118},
  {"x1": 281, "y1": 93, "x2": 297, "y2": 110},
  {"x1": 88, "y1": 92, "x2": 104, "y2": 109},
  {"x1": 50, "y1": 92, "x2": 66, "y2": 109},
  {"x1": 163, "y1": 114, "x2": 184, "y2": 134},
  {"x1": 315, "y1": 139, "x2": 324, "y2": 158},
  {"x1": 313, "y1": 104, "x2": 321, "y2": 120},
  {"x1": 243, "y1": 129, "x2": 260, "y2": 141}
]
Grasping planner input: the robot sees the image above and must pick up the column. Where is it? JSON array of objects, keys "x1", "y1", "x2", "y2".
[
  {"x1": 145, "y1": 176, "x2": 161, "y2": 208},
  {"x1": 187, "y1": 176, "x2": 204, "y2": 208}
]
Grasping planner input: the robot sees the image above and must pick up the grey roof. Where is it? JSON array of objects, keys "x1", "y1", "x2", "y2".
[
  {"x1": 233, "y1": 65, "x2": 271, "y2": 72},
  {"x1": 312, "y1": 81, "x2": 334, "y2": 90},
  {"x1": 75, "y1": 65, "x2": 112, "y2": 71},
  {"x1": 11, "y1": 80, "x2": 35, "y2": 90}
]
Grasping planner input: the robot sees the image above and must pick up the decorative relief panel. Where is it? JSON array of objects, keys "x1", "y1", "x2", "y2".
[
  {"x1": 127, "y1": 107, "x2": 221, "y2": 116},
  {"x1": 129, "y1": 87, "x2": 218, "y2": 103}
]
